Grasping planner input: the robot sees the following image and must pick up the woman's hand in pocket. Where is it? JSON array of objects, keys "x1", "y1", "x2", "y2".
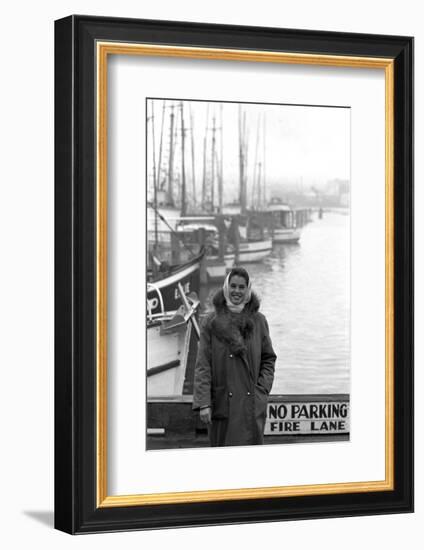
[{"x1": 199, "y1": 407, "x2": 212, "y2": 424}]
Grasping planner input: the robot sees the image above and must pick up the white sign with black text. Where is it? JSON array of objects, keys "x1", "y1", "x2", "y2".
[{"x1": 265, "y1": 400, "x2": 350, "y2": 435}]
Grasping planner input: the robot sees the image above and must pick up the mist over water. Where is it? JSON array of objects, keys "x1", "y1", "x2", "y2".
[{"x1": 201, "y1": 212, "x2": 350, "y2": 395}]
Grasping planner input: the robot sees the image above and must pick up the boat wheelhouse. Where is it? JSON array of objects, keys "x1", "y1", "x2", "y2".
[{"x1": 266, "y1": 202, "x2": 301, "y2": 243}]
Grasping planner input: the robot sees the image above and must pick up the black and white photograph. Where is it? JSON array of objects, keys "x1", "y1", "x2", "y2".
[
  {"x1": 146, "y1": 98, "x2": 350, "y2": 450},
  {"x1": 0, "y1": 0, "x2": 418, "y2": 542}
]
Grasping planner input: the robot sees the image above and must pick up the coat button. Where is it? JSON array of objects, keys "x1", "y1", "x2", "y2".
[
  {"x1": 229, "y1": 354, "x2": 233, "y2": 358},
  {"x1": 228, "y1": 392, "x2": 233, "y2": 397},
  {"x1": 247, "y1": 391, "x2": 251, "y2": 396}
]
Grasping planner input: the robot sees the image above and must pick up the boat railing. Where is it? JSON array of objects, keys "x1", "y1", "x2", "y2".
[{"x1": 148, "y1": 311, "x2": 177, "y2": 323}]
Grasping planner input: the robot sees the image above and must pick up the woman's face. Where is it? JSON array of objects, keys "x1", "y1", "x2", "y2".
[{"x1": 229, "y1": 275, "x2": 248, "y2": 305}]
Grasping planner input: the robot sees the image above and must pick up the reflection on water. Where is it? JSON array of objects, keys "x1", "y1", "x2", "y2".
[{"x1": 201, "y1": 212, "x2": 350, "y2": 395}]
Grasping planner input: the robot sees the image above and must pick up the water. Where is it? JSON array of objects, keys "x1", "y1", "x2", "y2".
[{"x1": 201, "y1": 212, "x2": 350, "y2": 395}]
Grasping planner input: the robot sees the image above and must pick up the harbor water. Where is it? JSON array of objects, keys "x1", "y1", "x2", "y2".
[{"x1": 201, "y1": 212, "x2": 350, "y2": 395}]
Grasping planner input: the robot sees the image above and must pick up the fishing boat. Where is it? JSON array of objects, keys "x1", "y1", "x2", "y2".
[
  {"x1": 205, "y1": 253, "x2": 234, "y2": 280},
  {"x1": 231, "y1": 106, "x2": 272, "y2": 263},
  {"x1": 146, "y1": 100, "x2": 204, "y2": 419},
  {"x1": 147, "y1": 282, "x2": 200, "y2": 399},
  {"x1": 266, "y1": 202, "x2": 301, "y2": 243},
  {"x1": 147, "y1": 249, "x2": 204, "y2": 317},
  {"x1": 225, "y1": 210, "x2": 273, "y2": 264},
  {"x1": 238, "y1": 238, "x2": 273, "y2": 262},
  {"x1": 175, "y1": 221, "x2": 235, "y2": 282}
]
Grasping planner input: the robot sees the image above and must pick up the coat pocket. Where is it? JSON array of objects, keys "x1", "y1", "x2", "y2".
[
  {"x1": 211, "y1": 385, "x2": 229, "y2": 420},
  {"x1": 254, "y1": 384, "x2": 269, "y2": 418}
]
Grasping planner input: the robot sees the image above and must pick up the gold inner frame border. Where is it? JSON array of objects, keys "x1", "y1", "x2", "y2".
[{"x1": 96, "y1": 42, "x2": 395, "y2": 508}]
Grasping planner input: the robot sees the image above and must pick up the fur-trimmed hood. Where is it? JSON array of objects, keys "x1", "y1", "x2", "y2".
[
  {"x1": 212, "y1": 288, "x2": 260, "y2": 315},
  {"x1": 205, "y1": 289, "x2": 261, "y2": 355}
]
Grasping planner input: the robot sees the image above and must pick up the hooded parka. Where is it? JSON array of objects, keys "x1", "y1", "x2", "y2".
[{"x1": 193, "y1": 290, "x2": 276, "y2": 446}]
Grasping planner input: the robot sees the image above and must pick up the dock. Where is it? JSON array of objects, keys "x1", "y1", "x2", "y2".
[{"x1": 147, "y1": 393, "x2": 350, "y2": 449}]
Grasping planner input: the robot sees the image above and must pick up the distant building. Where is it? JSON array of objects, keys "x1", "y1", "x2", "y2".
[{"x1": 326, "y1": 179, "x2": 350, "y2": 207}]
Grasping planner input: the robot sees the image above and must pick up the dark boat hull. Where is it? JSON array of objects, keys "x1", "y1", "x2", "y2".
[{"x1": 147, "y1": 253, "x2": 203, "y2": 317}]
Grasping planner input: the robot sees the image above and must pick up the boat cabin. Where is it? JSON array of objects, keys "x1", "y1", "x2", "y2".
[{"x1": 266, "y1": 203, "x2": 296, "y2": 231}]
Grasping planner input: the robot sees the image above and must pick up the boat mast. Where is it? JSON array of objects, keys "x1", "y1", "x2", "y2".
[
  {"x1": 167, "y1": 105, "x2": 175, "y2": 206},
  {"x1": 239, "y1": 105, "x2": 248, "y2": 215},
  {"x1": 189, "y1": 104, "x2": 196, "y2": 209},
  {"x1": 211, "y1": 113, "x2": 216, "y2": 212},
  {"x1": 150, "y1": 102, "x2": 159, "y2": 248},
  {"x1": 180, "y1": 102, "x2": 187, "y2": 217},
  {"x1": 238, "y1": 105, "x2": 243, "y2": 213},
  {"x1": 156, "y1": 101, "x2": 166, "y2": 192},
  {"x1": 263, "y1": 113, "x2": 267, "y2": 208},
  {"x1": 257, "y1": 161, "x2": 262, "y2": 208},
  {"x1": 202, "y1": 104, "x2": 209, "y2": 208},
  {"x1": 218, "y1": 103, "x2": 224, "y2": 213},
  {"x1": 252, "y1": 113, "x2": 260, "y2": 210}
]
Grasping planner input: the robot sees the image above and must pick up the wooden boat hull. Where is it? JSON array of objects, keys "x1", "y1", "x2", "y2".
[
  {"x1": 238, "y1": 239, "x2": 272, "y2": 263},
  {"x1": 147, "y1": 320, "x2": 193, "y2": 398},
  {"x1": 272, "y1": 228, "x2": 301, "y2": 243},
  {"x1": 147, "y1": 252, "x2": 202, "y2": 399},
  {"x1": 206, "y1": 253, "x2": 235, "y2": 282}
]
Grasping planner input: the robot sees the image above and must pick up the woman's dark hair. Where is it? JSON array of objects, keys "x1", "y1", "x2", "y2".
[{"x1": 228, "y1": 266, "x2": 250, "y2": 285}]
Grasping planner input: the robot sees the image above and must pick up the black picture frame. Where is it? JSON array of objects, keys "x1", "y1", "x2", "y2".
[{"x1": 54, "y1": 15, "x2": 413, "y2": 534}]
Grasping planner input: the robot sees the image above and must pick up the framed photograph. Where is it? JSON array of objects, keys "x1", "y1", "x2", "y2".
[{"x1": 54, "y1": 15, "x2": 413, "y2": 533}]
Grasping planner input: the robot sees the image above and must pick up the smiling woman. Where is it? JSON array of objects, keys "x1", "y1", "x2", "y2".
[
  {"x1": 228, "y1": 274, "x2": 248, "y2": 306},
  {"x1": 193, "y1": 267, "x2": 277, "y2": 446}
]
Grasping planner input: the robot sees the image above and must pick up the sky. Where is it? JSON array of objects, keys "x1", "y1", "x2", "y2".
[{"x1": 147, "y1": 98, "x2": 350, "y2": 205}]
